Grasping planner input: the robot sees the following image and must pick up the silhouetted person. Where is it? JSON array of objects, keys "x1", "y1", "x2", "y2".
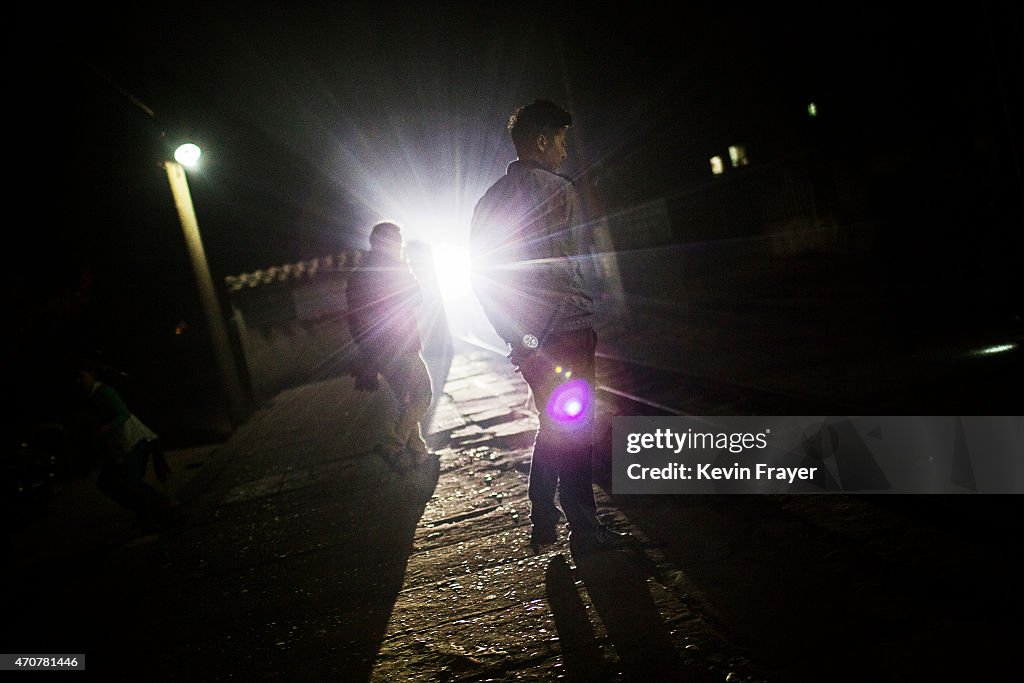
[
  {"x1": 470, "y1": 99, "x2": 631, "y2": 558},
  {"x1": 74, "y1": 361, "x2": 182, "y2": 534},
  {"x1": 345, "y1": 221, "x2": 433, "y2": 467}
]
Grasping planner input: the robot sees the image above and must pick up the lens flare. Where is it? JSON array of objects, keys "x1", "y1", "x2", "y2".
[{"x1": 546, "y1": 379, "x2": 591, "y2": 423}]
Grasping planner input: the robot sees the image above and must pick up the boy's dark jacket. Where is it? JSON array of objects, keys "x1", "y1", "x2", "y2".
[{"x1": 345, "y1": 249, "x2": 423, "y2": 368}]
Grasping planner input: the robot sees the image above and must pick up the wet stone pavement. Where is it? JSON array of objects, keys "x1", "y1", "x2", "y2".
[
  {"x1": 3, "y1": 346, "x2": 1021, "y2": 681},
  {"x1": 2, "y1": 350, "x2": 763, "y2": 682},
  {"x1": 366, "y1": 354, "x2": 755, "y2": 683}
]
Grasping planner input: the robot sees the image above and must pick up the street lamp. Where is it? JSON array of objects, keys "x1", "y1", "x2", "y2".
[{"x1": 164, "y1": 143, "x2": 249, "y2": 425}]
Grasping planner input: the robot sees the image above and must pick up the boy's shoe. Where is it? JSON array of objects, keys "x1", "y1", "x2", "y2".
[
  {"x1": 568, "y1": 524, "x2": 634, "y2": 559},
  {"x1": 405, "y1": 436, "x2": 433, "y2": 465},
  {"x1": 374, "y1": 441, "x2": 406, "y2": 470},
  {"x1": 529, "y1": 525, "x2": 559, "y2": 553}
]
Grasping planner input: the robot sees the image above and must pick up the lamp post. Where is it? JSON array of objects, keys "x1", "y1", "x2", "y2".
[{"x1": 164, "y1": 143, "x2": 249, "y2": 425}]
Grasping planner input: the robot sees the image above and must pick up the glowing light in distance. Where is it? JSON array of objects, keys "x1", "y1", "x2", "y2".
[
  {"x1": 969, "y1": 343, "x2": 1018, "y2": 357},
  {"x1": 430, "y1": 241, "x2": 505, "y2": 346},
  {"x1": 728, "y1": 145, "x2": 749, "y2": 167},
  {"x1": 808, "y1": 102, "x2": 818, "y2": 117},
  {"x1": 174, "y1": 143, "x2": 202, "y2": 168},
  {"x1": 431, "y1": 243, "x2": 473, "y2": 308}
]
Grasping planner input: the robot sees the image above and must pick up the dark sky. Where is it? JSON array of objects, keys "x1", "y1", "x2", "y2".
[
  {"x1": 24, "y1": 2, "x2": 1020, "y2": 265},
  {"x1": 11, "y1": 1, "x2": 1022, "y2": 382}
]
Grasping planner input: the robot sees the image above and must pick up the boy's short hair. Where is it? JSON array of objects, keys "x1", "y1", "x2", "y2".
[
  {"x1": 508, "y1": 99, "x2": 572, "y2": 155},
  {"x1": 369, "y1": 221, "x2": 403, "y2": 250}
]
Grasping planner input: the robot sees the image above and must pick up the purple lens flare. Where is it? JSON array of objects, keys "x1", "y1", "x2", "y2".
[{"x1": 546, "y1": 379, "x2": 591, "y2": 423}]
